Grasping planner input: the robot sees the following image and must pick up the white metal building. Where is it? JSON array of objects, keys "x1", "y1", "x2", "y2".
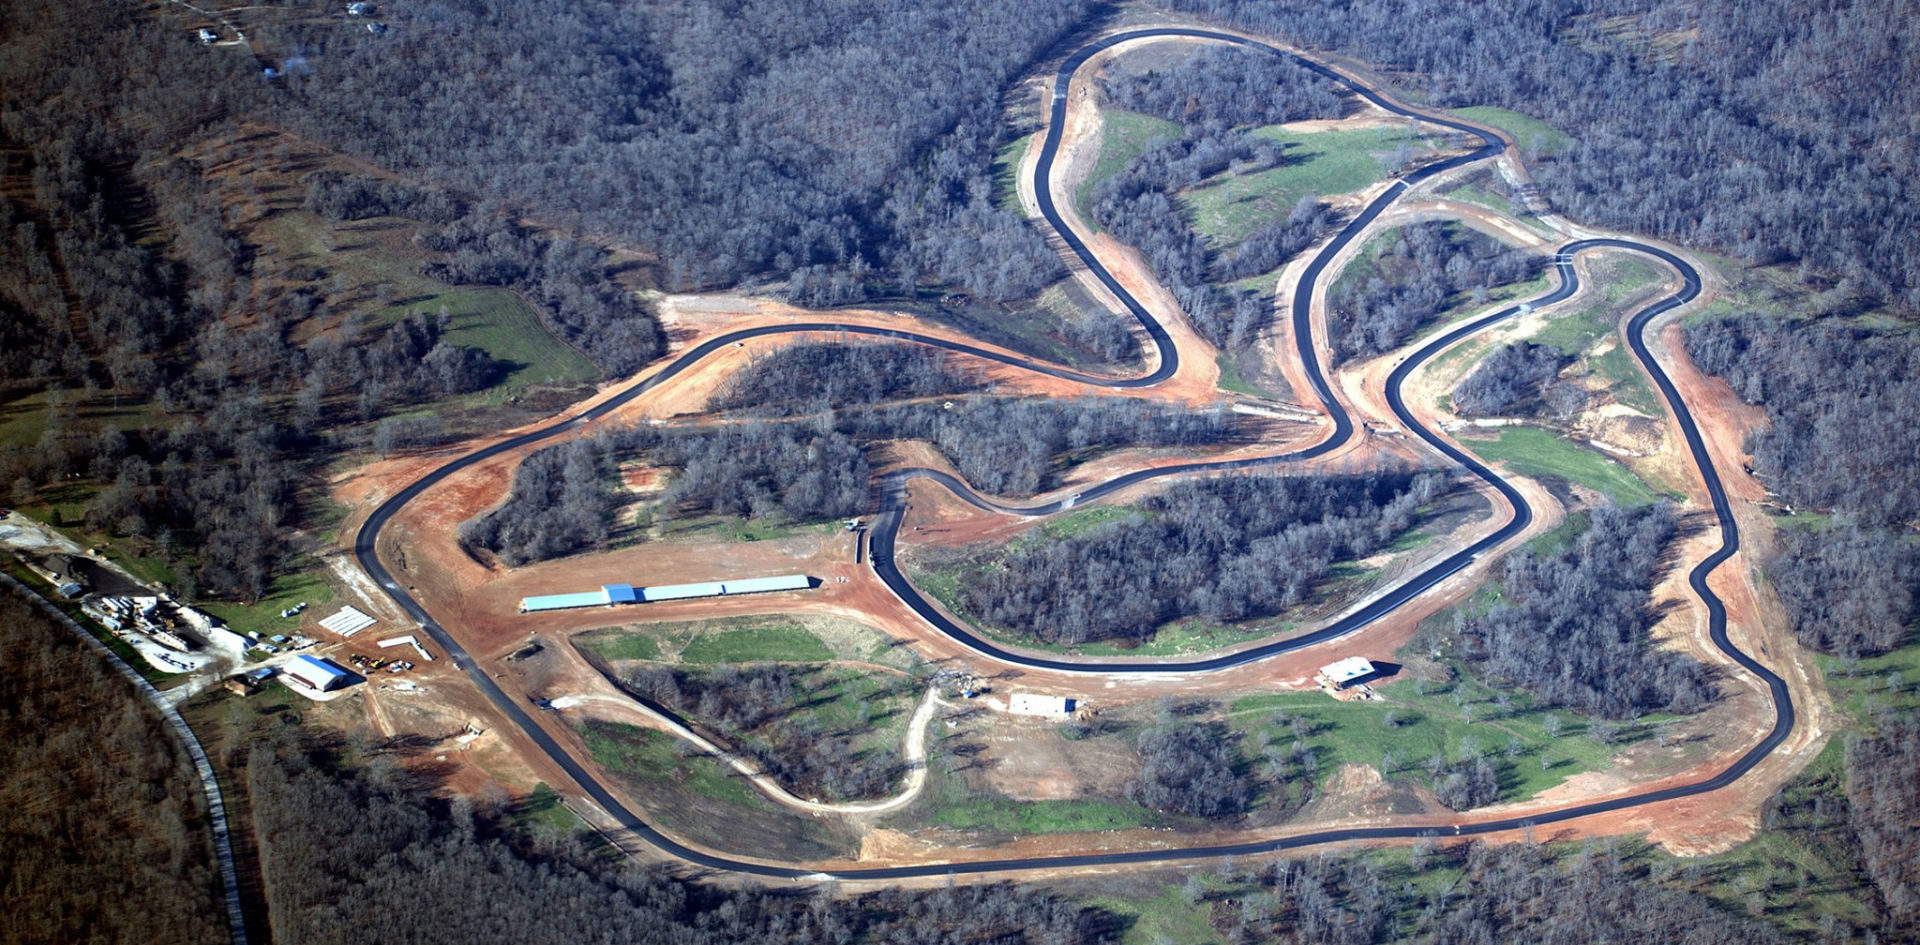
[
  {"x1": 285, "y1": 654, "x2": 350, "y2": 692},
  {"x1": 1318, "y1": 657, "x2": 1377, "y2": 688},
  {"x1": 1007, "y1": 693, "x2": 1078, "y2": 717},
  {"x1": 519, "y1": 575, "x2": 812, "y2": 613}
]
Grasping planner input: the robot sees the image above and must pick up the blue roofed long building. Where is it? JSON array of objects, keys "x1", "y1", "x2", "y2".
[{"x1": 519, "y1": 574, "x2": 813, "y2": 613}]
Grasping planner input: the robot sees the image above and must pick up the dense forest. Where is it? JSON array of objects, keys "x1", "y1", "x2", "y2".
[
  {"x1": 1104, "y1": 45, "x2": 1346, "y2": 128},
  {"x1": 959, "y1": 472, "x2": 1446, "y2": 646},
  {"x1": 1177, "y1": 841, "x2": 1788, "y2": 945},
  {"x1": 842, "y1": 396, "x2": 1244, "y2": 496},
  {"x1": 711, "y1": 343, "x2": 980, "y2": 416},
  {"x1": 1450, "y1": 341, "x2": 1576, "y2": 418},
  {"x1": 1327, "y1": 223, "x2": 1540, "y2": 364},
  {"x1": 243, "y1": 0, "x2": 1091, "y2": 302},
  {"x1": 1685, "y1": 314, "x2": 1919, "y2": 658},
  {"x1": 1455, "y1": 504, "x2": 1716, "y2": 719},
  {"x1": 468, "y1": 396, "x2": 1247, "y2": 563},
  {"x1": 0, "y1": 590, "x2": 223, "y2": 945},
  {"x1": 1164, "y1": 0, "x2": 1920, "y2": 313},
  {"x1": 1089, "y1": 48, "x2": 1349, "y2": 349},
  {"x1": 462, "y1": 421, "x2": 869, "y2": 565},
  {"x1": 1846, "y1": 717, "x2": 1920, "y2": 930},
  {"x1": 1129, "y1": 718, "x2": 1253, "y2": 817},
  {"x1": 247, "y1": 733, "x2": 1114, "y2": 945},
  {"x1": 619, "y1": 663, "x2": 914, "y2": 802}
]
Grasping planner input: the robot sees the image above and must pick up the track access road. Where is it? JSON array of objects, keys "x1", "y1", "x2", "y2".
[{"x1": 350, "y1": 28, "x2": 1793, "y2": 878}]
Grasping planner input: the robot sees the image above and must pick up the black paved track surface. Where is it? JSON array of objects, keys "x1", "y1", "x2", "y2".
[{"x1": 350, "y1": 28, "x2": 1791, "y2": 879}]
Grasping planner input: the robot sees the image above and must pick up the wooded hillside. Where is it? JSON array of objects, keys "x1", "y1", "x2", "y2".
[{"x1": 0, "y1": 591, "x2": 222, "y2": 945}]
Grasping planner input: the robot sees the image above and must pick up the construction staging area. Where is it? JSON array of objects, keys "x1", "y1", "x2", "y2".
[{"x1": 519, "y1": 574, "x2": 813, "y2": 613}]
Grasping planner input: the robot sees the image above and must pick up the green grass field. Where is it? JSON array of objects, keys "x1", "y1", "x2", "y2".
[
  {"x1": 1181, "y1": 125, "x2": 1435, "y2": 248},
  {"x1": 1076, "y1": 110, "x2": 1181, "y2": 223},
  {"x1": 1450, "y1": 106, "x2": 1574, "y2": 154},
  {"x1": 259, "y1": 212, "x2": 599, "y2": 398},
  {"x1": 994, "y1": 132, "x2": 1034, "y2": 213},
  {"x1": 929, "y1": 796, "x2": 1156, "y2": 833},
  {"x1": 1458, "y1": 426, "x2": 1659, "y2": 505},
  {"x1": 579, "y1": 613, "x2": 919, "y2": 670},
  {"x1": 199, "y1": 569, "x2": 336, "y2": 639},
  {"x1": 1230, "y1": 668, "x2": 1636, "y2": 804},
  {"x1": 678, "y1": 624, "x2": 834, "y2": 663},
  {"x1": 582, "y1": 721, "x2": 766, "y2": 807},
  {"x1": 1528, "y1": 302, "x2": 1619, "y2": 352}
]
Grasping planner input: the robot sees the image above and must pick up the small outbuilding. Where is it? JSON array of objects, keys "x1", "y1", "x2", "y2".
[
  {"x1": 285, "y1": 654, "x2": 351, "y2": 693},
  {"x1": 1007, "y1": 693, "x2": 1078, "y2": 717},
  {"x1": 1317, "y1": 657, "x2": 1378, "y2": 689}
]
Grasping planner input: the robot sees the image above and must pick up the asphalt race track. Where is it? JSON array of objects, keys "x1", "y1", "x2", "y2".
[{"x1": 351, "y1": 28, "x2": 1793, "y2": 879}]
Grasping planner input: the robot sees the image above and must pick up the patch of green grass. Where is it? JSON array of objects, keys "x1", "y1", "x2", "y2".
[
  {"x1": 930, "y1": 795, "x2": 1157, "y2": 834},
  {"x1": 1438, "y1": 183, "x2": 1555, "y2": 236},
  {"x1": 576, "y1": 629, "x2": 661, "y2": 661},
  {"x1": 654, "y1": 513, "x2": 837, "y2": 544},
  {"x1": 509, "y1": 783, "x2": 585, "y2": 836},
  {"x1": 1088, "y1": 882, "x2": 1229, "y2": 945},
  {"x1": 606, "y1": 613, "x2": 915, "y2": 669},
  {"x1": 1182, "y1": 126, "x2": 1435, "y2": 247},
  {"x1": 1590, "y1": 341, "x2": 1667, "y2": 416},
  {"x1": 1037, "y1": 504, "x2": 1140, "y2": 541},
  {"x1": 678, "y1": 624, "x2": 834, "y2": 664},
  {"x1": 199, "y1": 569, "x2": 336, "y2": 638},
  {"x1": 993, "y1": 133, "x2": 1034, "y2": 213},
  {"x1": 1076, "y1": 110, "x2": 1182, "y2": 223},
  {"x1": 582, "y1": 721, "x2": 767, "y2": 808},
  {"x1": 1230, "y1": 670, "x2": 1631, "y2": 803},
  {"x1": 1215, "y1": 350, "x2": 1262, "y2": 397},
  {"x1": 1529, "y1": 303, "x2": 1618, "y2": 352},
  {"x1": 260, "y1": 211, "x2": 598, "y2": 397},
  {"x1": 1526, "y1": 510, "x2": 1592, "y2": 557},
  {"x1": 1459, "y1": 426, "x2": 1658, "y2": 506},
  {"x1": 1672, "y1": 739, "x2": 1880, "y2": 936},
  {"x1": 1601, "y1": 258, "x2": 1664, "y2": 302},
  {"x1": 1818, "y1": 640, "x2": 1920, "y2": 725},
  {"x1": 1451, "y1": 106, "x2": 1574, "y2": 154}
]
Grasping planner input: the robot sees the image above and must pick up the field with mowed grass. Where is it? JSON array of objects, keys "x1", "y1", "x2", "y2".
[
  {"x1": 257, "y1": 211, "x2": 600, "y2": 399},
  {"x1": 1458, "y1": 426, "x2": 1659, "y2": 506},
  {"x1": 1180, "y1": 124, "x2": 1437, "y2": 248}
]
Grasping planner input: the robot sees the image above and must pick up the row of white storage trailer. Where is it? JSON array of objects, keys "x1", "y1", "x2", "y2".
[{"x1": 519, "y1": 574, "x2": 812, "y2": 613}]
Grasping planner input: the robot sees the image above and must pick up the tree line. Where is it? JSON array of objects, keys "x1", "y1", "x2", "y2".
[
  {"x1": 620, "y1": 664, "x2": 914, "y2": 802},
  {"x1": 959, "y1": 471, "x2": 1446, "y2": 646},
  {"x1": 1187, "y1": 840, "x2": 1788, "y2": 945},
  {"x1": 245, "y1": 731, "x2": 1116, "y2": 945},
  {"x1": 0, "y1": 591, "x2": 224, "y2": 945},
  {"x1": 1685, "y1": 312, "x2": 1919, "y2": 658},
  {"x1": 843, "y1": 396, "x2": 1245, "y2": 496},
  {"x1": 1328, "y1": 222, "x2": 1539, "y2": 364},
  {"x1": 461, "y1": 420, "x2": 869, "y2": 565},
  {"x1": 1104, "y1": 44, "x2": 1348, "y2": 128},
  {"x1": 467, "y1": 395, "x2": 1251, "y2": 563},
  {"x1": 1451, "y1": 341, "x2": 1575, "y2": 418},
  {"x1": 239, "y1": 0, "x2": 1093, "y2": 305},
  {"x1": 710, "y1": 342, "x2": 981, "y2": 417},
  {"x1": 1455, "y1": 504, "x2": 1716, "y2": 719}
]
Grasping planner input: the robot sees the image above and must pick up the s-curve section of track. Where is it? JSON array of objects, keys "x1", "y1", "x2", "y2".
[{"x1": 350, "y1": 29, "x2": 1793, "y2": 878}]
